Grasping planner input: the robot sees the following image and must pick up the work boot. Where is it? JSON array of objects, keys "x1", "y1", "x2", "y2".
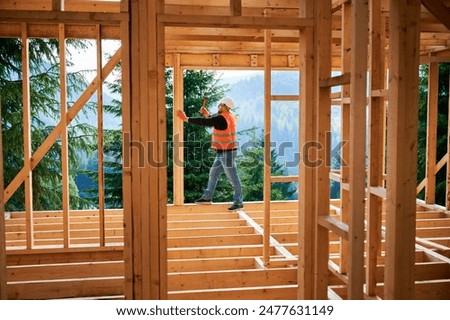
[
  {"x1": 195, "y1": 198, "x2": 212, "y2": 204},
  {"x1": 228, "y1": 203, "x2": 243, "y2": 211}
]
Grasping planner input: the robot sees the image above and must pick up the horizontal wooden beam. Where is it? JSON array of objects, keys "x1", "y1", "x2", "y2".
[
  {"x1": 270, "y1": 175, "x2": 298, "y2": 183},
  {"x1": 8, "y1": 276, "x2": 123, "y2": 299},
  {"x1": 165, "y1": 53, "x2": 300, "y2": 69},
  {"x1": 65, "y1": 0, "x2": 122, "y2": 13},
  {"x1": 237, "y1": 210, "x2": 295, "y2": 260},
  {"x1": 271, "y1": 95, "x2": 299, "y2": 101},
  {"x1": 158, "y1": 14, "x2": 314, "y2": 30},
  {"x1": 0, "y1": 23, "x2": 120, "y2": 39},
  {"x1": 0, "y1": 10, "x2": 127, "y2": 25},
  {"x1": 369, "y1": 186, "x2": 387, "y2": 199},
  {"x1": 319, "y1": 72, "x2": 351, "y2": 88},
  {"x1": 3, "y1": 49, "x2": 121, "y2": 204},
  {"x1": 318, "y1": 216, "x2": 349, "y2": 240},
  {"x1": 421, "y1": 0, "x2": 450, "y2": 31},
  {"x1": 420, "y1": 51, "x2": 450, "y2": 64},
  {"x1": 168, "y1": 268, "x2": 297, "y2": 291},
  {"x1": 169, "y1": 285, "x2": 297, "y2": 299},
  {"x1": 168, "y1": 257, "x2": 256, "y2": 273}
]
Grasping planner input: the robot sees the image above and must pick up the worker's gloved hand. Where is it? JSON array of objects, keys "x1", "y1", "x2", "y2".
[
  {"x1": 200, "y1": 107, "x2": 209, "y2": 118},
  {"x1": 177, "y1": 110, "x2": 188, "y2": 122}
]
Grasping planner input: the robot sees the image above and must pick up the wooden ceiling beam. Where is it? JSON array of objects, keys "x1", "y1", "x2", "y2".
[
  {"x1": 158, "y1": 14, "x2": 314, "y2": 30},
  {"x1": 421, "y1": 0, "x2": 450, "y2": 31},
  {"x1": 165, "y1": 27, "x2": 300, "y2": 37},
  {"x1": 64, "y1": 0, "x2": 121, "y2": 13},
  {"x1": 0, "y1": 23, "x2": 120, "y2": 39},
  {"x1": 0, "y1": 10, "x2": 126, "y2": 25}
]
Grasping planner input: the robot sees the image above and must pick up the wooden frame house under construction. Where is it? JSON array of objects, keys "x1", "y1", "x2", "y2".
[{"x1": 1, "y1": 0, "x2": 450, "y2": 300}]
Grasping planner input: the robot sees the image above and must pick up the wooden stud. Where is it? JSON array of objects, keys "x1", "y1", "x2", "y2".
[
  {"x1": 96, "y1": 25, "x2": 106, "y2": 246},
  {"x1": 385, "y1": 0, "x2": 421, "y2": 300},
  {"x1": 4, "y1": 50, "x2": 121, "y2": 204},
  {"x1": 298, "y1": 0, "x2": 316, "y2": 301},
  {"x1": 0, "y1": 100, "x2": 7, "y2": 299},
  {"x1": 120, "y1": 13, "x2": 131, "y2": 299},
  {"x1": 51, "y1": 0, "x2": 63, "y2": 11},
  {"x1": 120, "y1": 0, "x2": 129, "y2": 13},
  {"x1": 447, "y1": 75, "x2": 450, "y2": 210},
  {"x1": 139, "y1": 0, "x2": 151, "y2": 299},
  {"x1": 125, "y1": 0, "x2": 167, "y2": 299},
  {"x1": 366, "y1": 0, "x2": 385, "y2": 298},
  {"x1": 157, "y1": 1, "x2": 168, "y2": 300},
  {"x1": 339, "y1": 0, "x2": 351, "y2": 276},
  {"x1": 263, "y1": 28, "x2": 272, "y2": 265},
  {"x1": 347, "y1": 0, "x2": 368, "y2": 300},
  {"x1": 425, "y1": 62, "x2": 438, "y2": 204},
  {"x1": 381, "y1": 14, "x2": 387, "y2": 187},
  {"x1": 126, "y1": 0, "x2": 142, "y2": 296},
  {"x1": 173, "y1": 53, "x2": 184, "y2": 205},
  {"x1": 21, "y1": 23, "x2": 34, "y2": 250},
  {"x1": 315, "y1": 0, "x2": 332, "y2": 300},
  {"x1": 59, "y1": 24, "x2": 70, "y2": 248},
  {"x1": 230, "y1": 0, "x2": 242, "y2": 16}
]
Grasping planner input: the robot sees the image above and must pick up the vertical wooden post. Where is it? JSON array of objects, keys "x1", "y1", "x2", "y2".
[
  {"x1": 156, "y1": 3, "x2": 168, "y2": 300},
  {"x1": 347, "y1": 0, "x2": 368, "y2": 300},
  {"x1": 385, "y1": 0, "x2": 420, "y2": 300},
  {"x1": 120, "y1": 0, "x2": 129, "y2": 13},
  {"x1": 59, "y1": 24, "x2": 70, "y2": 248},
  {"x1": 298, "y1": 0, "x2": 316, "y2": 300},
  {"x1": 366, "y1": 0, "x2": 385, "y2": 297},
  {"x1": 446, "y1": 75, "x2": 450, "y2": 210},
  {"x1": 51, "y1": 0, "x2": 63, "y2": 11},
  {"x1": 21, "y1": 23, "x2": 34, "y2": 249},
  {"x1": 425, "y1": 62, "x2": 438, "y2": 204},
  {"x1": 230, "y1": 0, "x2": 242, "y2": 16},
  {"x1": 0, "y1": 101, "x2": 7, "y2": 299},
  {"x1": 315, "y1": 0, "x2": 331, "y2": 299},
  {"x1": 125, "y1": 0, "x2": 167, "y2": 299},
  {"x1": 339, "y1": 0, "x2": 351, "y2": 275},
  {"x1": 173, "y1": 53, "x2": 184, "y2": 206},
  {"x1": 263, "y1": 28, "x2": 272, "y2": 265},
  {"x1": 121, "y1": 4, "x2": 133, "y2": 298},
  {"x1": 96, "y1": 25, "x2": 106, "y2": 246}
]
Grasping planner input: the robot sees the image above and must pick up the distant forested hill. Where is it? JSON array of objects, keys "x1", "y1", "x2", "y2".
[{"x1": 222, "y1": 71, "x2": 342, "y2": 175}]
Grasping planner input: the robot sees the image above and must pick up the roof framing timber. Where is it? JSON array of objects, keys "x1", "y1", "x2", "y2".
[{"x1": 159, "y1": 14, "x2": 313, "y2": 30}]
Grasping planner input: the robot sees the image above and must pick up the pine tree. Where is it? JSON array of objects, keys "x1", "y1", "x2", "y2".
[
  {"x1": 166, "y1": 69, "x2": 230, "y2": 203},
  {"x1": 239, "y1": 127, "x2": 297, "y2": 201},
  {"x1": 0, "y1": 38, "x2": 96, "y2": 211},
  {"x1": 417, "y1": 63, "x2": 450, "y2": 205}
]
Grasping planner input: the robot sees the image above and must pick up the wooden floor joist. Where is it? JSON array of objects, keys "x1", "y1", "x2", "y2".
[
  {"x1": 3, "y1": 202, "x2": 450, "y2": 299},
  {"x1": 1, "y1": 0, "x2": 450, "y2": 301}
]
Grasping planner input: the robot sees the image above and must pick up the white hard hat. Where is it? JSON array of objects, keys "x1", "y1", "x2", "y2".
[{"x1": 219, "y1": 97, "x2": 235, "y2": 109}]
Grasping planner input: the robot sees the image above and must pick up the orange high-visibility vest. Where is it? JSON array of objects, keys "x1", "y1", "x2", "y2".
[{"x1": 211, "y1": 111, "x2": 237, "y2": 150}]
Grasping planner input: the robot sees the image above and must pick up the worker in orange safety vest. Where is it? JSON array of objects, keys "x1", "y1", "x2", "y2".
[{"x1": 177, "y1": 96, "x2": 243, "y2": 211}]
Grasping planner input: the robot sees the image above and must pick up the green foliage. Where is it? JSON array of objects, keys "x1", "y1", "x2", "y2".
[
  {"x1": 238, "y1": 127, "x2": 297, "y2": 201},
  {"x1": 417, "y1": 63, "x2": 450, "y2": 205},
  {"x1": 0, "y1": 38, "x2": 96, "y2": 211},
  {"x1": 166, "y1": 69, "x2": 230, "y2": 203},
  {"x1": 80, "y1": 58, "x2": 123, "y2": 209}
]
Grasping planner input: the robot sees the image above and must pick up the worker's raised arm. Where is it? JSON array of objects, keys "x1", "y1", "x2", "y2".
[{"x1": 199, "y1": 97, "x2": 210, "y2": 118}]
